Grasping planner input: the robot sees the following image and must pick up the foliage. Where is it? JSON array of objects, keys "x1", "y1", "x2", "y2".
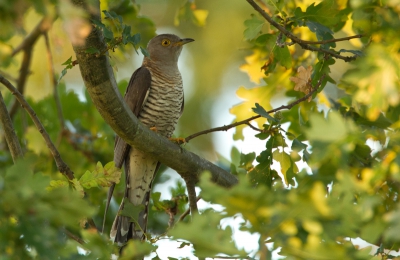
[{"x1": 0, "y1": 0, "x2": 400, "y2": 259}]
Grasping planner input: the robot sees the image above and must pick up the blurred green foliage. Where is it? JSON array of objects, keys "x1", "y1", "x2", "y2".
[{"x1": 0, "y1": 0, "x2": 400, "y2": 259}]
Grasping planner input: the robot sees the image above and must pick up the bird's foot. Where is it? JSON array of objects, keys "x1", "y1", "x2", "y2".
[
  {"x1": 149, "y1": 126, "x2": 158, "y2": 132},
  {"x1": 169, "y1": 137, "x2": 186, "y2": 145}
]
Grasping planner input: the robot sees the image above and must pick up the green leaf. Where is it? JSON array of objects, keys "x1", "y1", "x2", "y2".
[
  {"x1": 120, "y1": 200, "x2": 145, "y2": 222},
  {"x1": 169, "y1": 210, "x2": 246, "y2": 258},
  {"x1": 252, "y1": 103, "x2": 277, "y2": 122},
  {"x1": 103, "y1": 26, "x2": 114, "y2": 40},
  {"x1": 140, "y1": 46, "x2": 150, "y2": 57},
  {"x1": 79, "y1": 161, "x2": 121, "y2": 189},
  {"x1": 338, "y1": 49, "x2": 364, "y2": 57},
  {"x1": 306, "y1": 111, "x2": 355, "y2": 142},
  {"x1": 273, "y1": 45, "x2": 292, "y2": 69},
  {"x1": 120, "y1": 240, "x2": 157, "y2": 260},
  {"x1": 85, "y1": 46, "x2": 100, "y2": 54},
  {"x1": 243, "y1": 15, "x2": 264, "y2": 40},
  {"x1": 306, "y1": 21, "x2": 335, "y2": 48},
  {"x1": 293, "y1": 0, "x2": 344, "y2": 29},
  {"x1": 273, "y1": 150, "x2": 298, "y2": 185}
]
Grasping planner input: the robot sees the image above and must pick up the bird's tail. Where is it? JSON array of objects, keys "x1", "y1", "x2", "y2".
[{"x1": 110, "y1": 189, "x2": 152, "y2": 244}]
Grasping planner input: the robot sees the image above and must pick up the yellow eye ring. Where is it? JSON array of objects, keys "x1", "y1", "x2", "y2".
[{"x1": 161, "y1": 39, "x2": 171, "y2": 46}]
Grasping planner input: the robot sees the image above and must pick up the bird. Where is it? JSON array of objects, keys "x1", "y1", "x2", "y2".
[{"x1": 109, "y1": 34, "x2": 194, "y2": 245}]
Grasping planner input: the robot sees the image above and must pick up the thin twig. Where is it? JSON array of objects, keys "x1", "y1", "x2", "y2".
[
  {"x1": 12, "y1": 18, "x2": 52, "y2": 57},
  {"x1": 0, "y1": 75, "x2": 75, "y2": 180},
  {"x1": 9, "y1": 47, "x2": 33, "y2": 119},
  {"x1": 298, "y1": 34, "x2": 364, "y2": 45},
  {"x1": 65, "y1": 229, "x2": 86, "y2": 245},
  {"x1": 246, "y1": 0, "x2": 362, "y2": 62},
  {"x1": 246, "y1": 122, "x2": 263, "y2": 132},
  {"x1": 178, "y1": 196, "x2": 201, "y2": 223},
  {"x1": 185, "y1": 75, "x2": 324, "y2": 142},
  {"x1": 43, "y1": 32, "x2": 65, "y2": 129},
  {"x1": 0, "y1": 90, "x2": 23, "y2": 162}
]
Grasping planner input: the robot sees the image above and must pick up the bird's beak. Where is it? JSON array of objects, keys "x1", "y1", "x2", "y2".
[{"x1": 174, "y1": 38, "x2": 195, "y2": 46}]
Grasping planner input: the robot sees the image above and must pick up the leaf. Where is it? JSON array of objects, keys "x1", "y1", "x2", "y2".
[
  {"x1": 140, "y1": 46, "x2": 150, "y2": 57},
  {"x1": 306, "y1": 111, "x2": 355, "y2": 142},
  {"x1": 293, "y1": 0, "x2": 344, "y2": 29},
  {"x1": 230, "y1": 85, "x2": 275, "y2": 140},
  {"x1": 169, "y1": 210, "x2": 246, "y2": 258},
  {"x1": 273, "y1": 150, "x2": 298, "y2": 186},
  {"x1": 192, "y1": 9, "x2": 209, "y2": 27},
  {"x1": 243, "y1": 15, "x2": 264, "y2": 40},
  {"x1": 46, "y1": 180, "x2": 69, "y2": 191},
  {"x1": 252, "y1": 103, "x2": 277, "y2": 122},
  {"x1": 85, "y1": 46, "x2": 100, "y2": 54},
  {"x1": 338, "y1": 49, "x2": 364, "y2": 57},
  {"x1": 239, "y1": 49, "x2": 268, "y2": 84},
  {"x1": 120, "y1": 200, "x2": 145, "y2": 222},
  {"x1": 273, "y1": 45, "x2": 292, "y2": 69},
  {"x1": 290, "y1": 65, "x2": 313, "y2": 101},
  {"x1": 79, "y1": 161, "x2": 121, "y2": 189},
  {"x1": 120, "y1": 240, "x2": 157, "y2": 260},
  {"x1": 306, "y1": 21, "x2": 335, "y2": 48}
]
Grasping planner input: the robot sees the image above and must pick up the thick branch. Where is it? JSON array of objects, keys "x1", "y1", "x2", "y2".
[
  {"x1": 185, "y1": 76, "x2": 324, "y2": 142},
  {"x1": 70, "y1": 0, "x2": 237, "y2": 188},
  {"x1": 0, "y1": 90, "x2": 23, "y2": 162},
  {"x1": 246, "y1": 0, "x2": 361, "y2": 62},
  {"x1": 0, "y1": 75, "x2": 75, "y2": 180}
]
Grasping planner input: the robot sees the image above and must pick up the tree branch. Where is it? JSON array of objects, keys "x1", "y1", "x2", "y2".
[
  {"x1": 69, "y1": 0, "x2": 237, "y2": 188},
  {"x1": 0, "y1": 75, "x2": 75, "y2": 180},
  {"x1": 246, "y1": 0, "x2": 362, "y2": 62},
  {"x1": 184, "y1": 177, "x2": 198, "y2": 215},
  {"x1": 9, "y1": 17, "x2": 53, "y2": 119},
  {"x1": 178, "y1": 196, "x2": 201, "y2": 223},
  {"x1": 185, "y1": 76, "x2": 324, "y2": 142},
  {"x1": 0, "y1": 90, "x2": 23, "y2": 162}
]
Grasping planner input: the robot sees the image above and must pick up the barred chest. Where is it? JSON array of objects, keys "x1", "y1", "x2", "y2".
[{"x1": 138, "y1": 69, "x2": 184, "y2": 138}]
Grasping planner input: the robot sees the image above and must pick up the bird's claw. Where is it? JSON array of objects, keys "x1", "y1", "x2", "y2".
[{"x1": 169, "y1": 137, "x2": 186, "y2": 145}]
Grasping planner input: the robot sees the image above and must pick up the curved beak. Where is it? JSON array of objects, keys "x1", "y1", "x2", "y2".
[{"x1": 174, "y1": 38, "x2": 195, "y2": 46}]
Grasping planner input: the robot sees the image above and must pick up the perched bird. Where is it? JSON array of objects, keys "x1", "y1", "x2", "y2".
[{"x1": 109, "y1": 34, "x2": 194, "y2": 244}]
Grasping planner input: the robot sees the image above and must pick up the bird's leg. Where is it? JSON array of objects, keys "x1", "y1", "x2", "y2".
[
  {"x1": 149, "y1": 126, "x2": 158, "y2": 132},
  {"x1": 169, "y1": 137, "x2": 186, "y2": 145}
]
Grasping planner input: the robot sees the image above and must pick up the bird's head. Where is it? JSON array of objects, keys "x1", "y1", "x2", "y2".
[{"x1": 145, "y1": 34, "x2": 194, "y2": 66}]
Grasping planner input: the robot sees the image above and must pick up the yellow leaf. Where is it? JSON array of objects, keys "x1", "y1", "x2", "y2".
[
  {"x1": 240, "y1": 50, "x2": 267, "y2": 84},
  {"x1": 193, "y1": 9, "x2": 208, "y2": 27},
  {"x1": 302, "y1": 220, "x2": 323, "y2": 235},
  {"x1": 310, "y1": 182, "x2": 330, "y2": 216},
  {"x1": 230, "y1": 85, "x2": 274, "y2": 140}
]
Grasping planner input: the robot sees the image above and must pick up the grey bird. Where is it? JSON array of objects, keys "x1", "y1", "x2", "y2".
[{"x1": 109, "y1": 34, "x2": 194, "y2": 244}]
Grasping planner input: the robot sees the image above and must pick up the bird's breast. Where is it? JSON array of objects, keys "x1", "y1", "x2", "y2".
[{"x1": 138, "y1": 70, "x2": 183, "y2": 138}]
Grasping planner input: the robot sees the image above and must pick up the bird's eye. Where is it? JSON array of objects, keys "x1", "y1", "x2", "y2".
[{"x1": 161, "y1": 39, "x2": 171, "y2": 46}]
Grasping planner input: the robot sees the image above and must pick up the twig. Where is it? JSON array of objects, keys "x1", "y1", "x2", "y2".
[
  {"x1": 246, "y1": 0, "x2": 361, "y2": 62},
  {"x1": 0, "y1": 90, "x2": 23, "y2": 162},
  {"x1": 0, "y1": 75, "x2": 75, "y2": 180},
  {"x1": 65, "y1": 229, "x2": 85, "y2": 245},
  {"x1": 246, "y1": 122, "x2": 263, "y2": 132},
  {"x1": 43, "y1": 32, "x2": 65, "y2": 129},
  {"x1": 297, "y1": 34, "x2": 364, "y2": 45},
  {"x1": 185, "y1": 75, "x2": 324, "y2": 142},
  {"x1": 9, "y1": 18, "x2": 53, "y2": 119},
  {"x1": 9, "y1": 47, "x2": 33, "y2": 119},
  {"x1": 178, "y1": 196, "x2": 201, "y2": 223},
  {"x1": 12, "y1": 18, "x2": 52, "y2": 57}
]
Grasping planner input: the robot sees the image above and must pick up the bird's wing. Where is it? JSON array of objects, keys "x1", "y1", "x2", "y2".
[
  {"x1": 102, "y1": 67, "x2": 152, "y2": 233},
  {"x1": 114, "y1": 67, "x2": 152, "y2": 167}
]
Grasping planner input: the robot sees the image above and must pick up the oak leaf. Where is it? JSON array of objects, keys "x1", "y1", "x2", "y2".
[{"x1": 290, "y1": 65, "x2": 313, "y2": 101}]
